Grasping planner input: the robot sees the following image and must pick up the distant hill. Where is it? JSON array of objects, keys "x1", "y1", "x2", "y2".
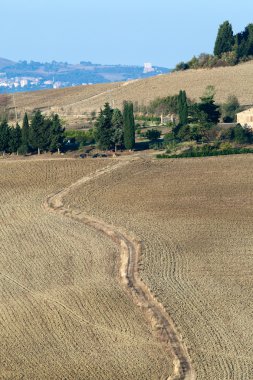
[
  {"x1": 0, "y1": 58, "x2": 169, "y2": 93},
  {"x1": 4, "y1": 60, "x2": 253, "y2": 128},
  {"x1": 0, "y1": 57, "x2": 16, "y2": 70}
]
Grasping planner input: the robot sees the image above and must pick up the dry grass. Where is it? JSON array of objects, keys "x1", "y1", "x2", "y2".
[
  {"x1": 6, "y1": 61, "x2": 253, "y2": 123},
  {"x1": 65, "y1": 155, "x2": 253, "y2": 379},
  {"x1": 0, "y1": 158, "x2": 172, "y2": 379}
]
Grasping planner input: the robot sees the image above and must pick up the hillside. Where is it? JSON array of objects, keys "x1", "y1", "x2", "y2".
[{"x1": 4, "y1": 60, "x2": 253, "y2": 126}]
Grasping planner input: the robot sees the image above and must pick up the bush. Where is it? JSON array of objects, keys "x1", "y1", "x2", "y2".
[{"x1": 145, "y1": 129, "x2": 161, "y2": 141}]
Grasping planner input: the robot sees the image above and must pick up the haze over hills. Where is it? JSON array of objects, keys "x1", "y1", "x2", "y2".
[
  {"x1": 3, "y1": 60, "x2": 253, "y2": 128},
  {"x1": 0, "y1": 57, "x2": 169, "y2": 93}
]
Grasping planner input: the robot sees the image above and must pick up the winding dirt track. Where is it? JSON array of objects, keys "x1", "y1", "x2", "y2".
[{"x1": 44, "y1": 159, "x2": 195, "y2": 380}]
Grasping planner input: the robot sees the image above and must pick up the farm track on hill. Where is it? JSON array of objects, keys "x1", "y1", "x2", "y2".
[{"x1": 45, "y1": 159, "x2": 195, "y2": 380}]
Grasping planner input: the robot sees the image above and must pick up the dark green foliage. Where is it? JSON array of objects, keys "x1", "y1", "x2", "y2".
[
  {"x1": 49, "y1": 114, "x2": 65, "y2": 152},
  {"x1": 94, "y1": 103, "x2": 113, "y2": 150},
  {"x1": 214, "y1": 21, "x2": 234, "y2": 57},
  {"x1": 197, "y1": 86, "x2": 220, "y2": 124},
  {"x1": 232, "y1": 124, "x2": 253, "y2": 144},
  {"x1": 178, "y1": 90, "x2": 188, "y2": 125},
  {"x1": 0, "y1": 120, "x2": 10, "y2": 153},
  {"x1": 21, "y1": 113, "x2": 30, "y2": 152},
  {"x1": 111, "y1": 108, "x2": 124, "y2": 150},
  {"x1": 64, "y1": 129, "x2": 95, "y2": 147},
  {"x1": 145, "y1": 129, "x2": 161, "y2": 141},
  {"x1": 234, "y1": 24, "x2": 253, "y2": 59},
  {"x1": 149, "y1": 95, "x2": 179, "y2": 116},
  {"x1": 9, "y1": 124, "x2": 22, "y2": 153},
  {"x1": 221, "y1": 95, "x2": 240, "y2": 122},
  {"x1": 30, "y1": 110, "x2": 46, "y2": 153},
  {"x1": 123, "y1": 101, "x2": 135, "y2": 150},
  {"x1": 157, "y1": 146, "x2": 253, "y2": 159}
]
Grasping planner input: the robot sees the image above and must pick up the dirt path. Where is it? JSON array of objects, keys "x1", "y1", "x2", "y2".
[{"x1": 44, "y1": 158, "x2": 195, "y2": 380}]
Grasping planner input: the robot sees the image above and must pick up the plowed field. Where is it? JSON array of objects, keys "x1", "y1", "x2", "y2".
[
  {"x1": 0, "y1": 158, "x2": 172, "y2": 379},
  {"x1": 64, "y1": 155, "x2": 253, "y2": 379}
]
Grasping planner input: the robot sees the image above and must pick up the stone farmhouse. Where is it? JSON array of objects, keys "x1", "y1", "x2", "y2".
[{"x1": 237, "y1": 108, "x2": 253, "y2": 129}]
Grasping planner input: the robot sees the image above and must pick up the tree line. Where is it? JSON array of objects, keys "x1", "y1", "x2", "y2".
[
  {"x1": 94, "y1": 101, "x2": 135, "y2": 151},
  {"x1": 0, "y1": 110, "x2": 65, "y2": 155},
  {"x1": 175, "y1": 21, "x2": 253, "y2": 71}
]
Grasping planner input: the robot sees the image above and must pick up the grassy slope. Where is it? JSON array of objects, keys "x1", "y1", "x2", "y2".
[{"x1": 7, "y1": 61, "x2": 253, "y2": 118}]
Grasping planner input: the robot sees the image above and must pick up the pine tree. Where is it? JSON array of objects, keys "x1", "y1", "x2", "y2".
[
  {"x1": 178, "y1": 90, "x2": 188, "y2": 125},
  {"x1": 21, "y1": 112, "x2": 30, "y2": 153},
  {"x1": 123, "y1": 101, "x2": 135, "y2": 150},
  {"x1": 199, "y1": 86, "x2": 220, "y2": 124},
  {"x1": 94, "y1": 103, "x2": 113, "y2": 150},
  {"x1": 214, "y1": 21, "x2": 234, "y2": 57},
  {"x1": 0, "y1": 119, "x2": 10, "y2": 154},
  {"x1": 49, "y1": 114, "x2": 65, "y2": 153},
  {"x1": 111, "y1": 108, "x2": 124, "y2": 151}
]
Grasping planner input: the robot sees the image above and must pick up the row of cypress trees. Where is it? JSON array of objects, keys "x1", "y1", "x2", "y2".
[
  {"x1": 0, "y1": 110, "x2": 65, "y2": 155},
  {"x1": 94, "y1": 101, "x2": 135, "y2": 151},
  {"x1": 214, "y1": 21, "x2": 253, "y2": 60}
]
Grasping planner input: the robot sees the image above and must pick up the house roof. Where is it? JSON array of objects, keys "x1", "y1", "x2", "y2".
[{"x1": 237, "y1": 107, "x2": 253, "y2": 115}]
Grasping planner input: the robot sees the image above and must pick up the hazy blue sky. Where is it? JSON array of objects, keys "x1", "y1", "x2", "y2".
[{"x1": 2, "y1": 0, "x2": 253, "y2": 67}]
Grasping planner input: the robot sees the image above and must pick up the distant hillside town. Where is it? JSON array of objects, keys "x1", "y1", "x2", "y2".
[{"x1": 0, "y1": 58, "x2": 170, "y2": 93}]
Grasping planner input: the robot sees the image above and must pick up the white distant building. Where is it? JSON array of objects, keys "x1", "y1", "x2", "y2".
[
  {"x1": 53, "y1": 82, "x2": 62, "y2": 89},
  {"x1": 144, "y1": 63, "x2": 155, "y2": 73},
  {"x1": 20, "y1": 79, "x2": 28, "y2": 87}
]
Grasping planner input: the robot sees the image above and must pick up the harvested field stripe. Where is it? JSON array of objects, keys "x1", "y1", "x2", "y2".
[{"x1": 44, "y1": 159, "x2": 195, "y2": 380}]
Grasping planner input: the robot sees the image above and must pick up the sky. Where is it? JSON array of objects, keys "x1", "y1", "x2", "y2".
[{"x1": 2, "y1": 0, "x2": 253, "y2": 68}]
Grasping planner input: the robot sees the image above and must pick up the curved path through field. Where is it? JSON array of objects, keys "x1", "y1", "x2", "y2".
[{"x1": 44, "y1": 158, "x2": 195, "y2": 380}]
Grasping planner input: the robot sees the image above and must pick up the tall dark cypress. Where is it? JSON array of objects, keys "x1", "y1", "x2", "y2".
[
  {"x1": 21, "y1": 112, "x2": 30, "y2": 151},
  {"x1": 0, "y1": 119, "x2": 10, "y2": 154},
  {"x1": 178, "y1": 90, "x2": 188, "y2": 126},
  {"x1": 30, "y1": 110, "x2": 46, "y2": 154},
  {"x1": 214, "y1": 21, "x2": 234, "y2": 57},
  {"x1": 123, "y1": 101, "x2": 135, "y2": 150}
]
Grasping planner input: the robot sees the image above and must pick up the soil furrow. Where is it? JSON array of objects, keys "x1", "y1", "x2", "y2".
[{"x1": 44, "y1": 159, "x2": 195, "y2": 380}]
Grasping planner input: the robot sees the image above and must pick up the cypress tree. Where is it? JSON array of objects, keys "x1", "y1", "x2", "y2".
[
  {"x1": 178, "y1": 90, "x2": 188, "y2": 126},
  {"x1": 30, "y1": 110, "x2": 46, "y2": 154},
  {"x1": 123, "y1": 101, "x2": 135, "y2": 150},
  {"x1": 111, "y1": 108, "x2": 124, "y2": 151},
  {"x1": 0, "y1": 119, "x2": 10, "y2": 154},
  {"x1": 9, "y1": 124, "x2": 22, "y2": 154},
  {"x1": 49, "y1": 114, "x2": 65, "y2": 153},
  {"x1": 94, "y1": 103, "x2": 113, "y2": 150},
  {"x1": 21, "y1": 112, "x2": 30, "y2": 152},
  {"x1": 214, "y1": 21, "x2": 234, "y2": 57}
]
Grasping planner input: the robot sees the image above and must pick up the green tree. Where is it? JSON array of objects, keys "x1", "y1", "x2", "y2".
[
  {"x1": 9, "y1": 124, "x2": 22, "y2": 153},
  {"x1": 123, "y1": 101, "x2": 135, "y2": 150},
  {"x1": 21, "y1": 112, "x2": 30, "y2": 153},
  {"x1": 30, "y1": 110, "x2": 46, "y2": 154},
  {"x1": 111, "y1": 108, "x2": 124, "y2": 151},
  {"x1": 198, "y1": 86, "x2": 220, "y2": 124},
  {"x1": 145, "y1": 129, "x2": 161, "y2": 141},
  {"x1": 49, "y1": 114, "x2": 65, "y2": 153},
  {"x1": 221, "y1": 95, "x2": 240, "y2": 122},
  {"x1": 0, "y1": 119, "x2": 10, "y2": 154},
  {"x1": 94, "y1": 103, "x2": 113, "y2": 150},
  {"x1": 178, "y1": 90, "x2": 188, "y2": 125},
  {"x1": 214, "y1": 21, "x2": 234, "y2": 57}
]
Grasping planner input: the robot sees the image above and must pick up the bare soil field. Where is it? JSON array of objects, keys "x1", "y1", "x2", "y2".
[
  {"x1": 0, "y1": 158, "x2": 172, "y2": 379},
  {"x1": 6, "y1": 61, "x2": 253, "y2": 122},
  {"x1": 64, "y1": 155, "x2": 253, "y2": 379}
]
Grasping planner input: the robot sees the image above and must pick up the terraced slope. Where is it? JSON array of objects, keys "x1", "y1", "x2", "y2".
[
  {"x1": 65, "y1": 155, "x2": 253, "y2": 379},
  {"x1": 0, "y1": 158, "x2": 172, "y2": 379}
]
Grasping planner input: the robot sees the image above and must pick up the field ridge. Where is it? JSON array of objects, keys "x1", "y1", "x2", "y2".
[{"x1": 44, "y1": 158, "x2": 195, "y2": 380}]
